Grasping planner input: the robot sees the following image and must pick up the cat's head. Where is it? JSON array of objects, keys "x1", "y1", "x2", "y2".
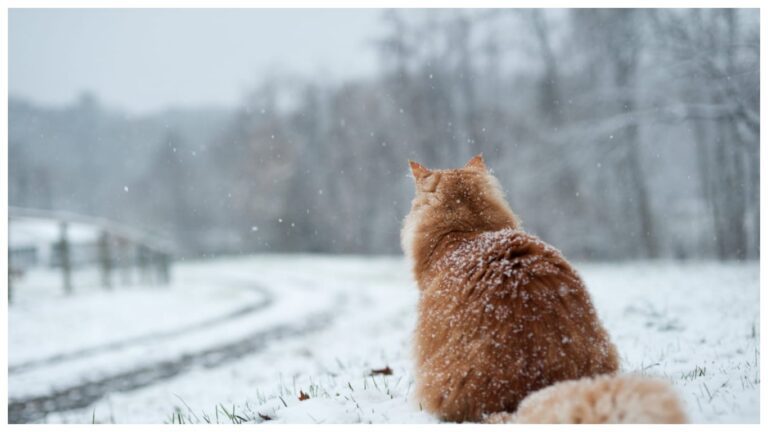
[{"x1": 401, "y1": 154, "x2": 519, "y2": 261}]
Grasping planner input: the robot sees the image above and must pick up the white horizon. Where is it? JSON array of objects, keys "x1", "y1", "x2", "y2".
[{"x1": 9, "y1": 9, "x2": 382, "y2": 114}]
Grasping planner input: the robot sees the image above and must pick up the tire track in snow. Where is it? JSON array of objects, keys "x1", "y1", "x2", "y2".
[
  {"x1": 9, "y1": 292, "x2": 347, "y2": 424},
  {"x1": 9, "y1": 281, "x2": 273, "y2": 375}
]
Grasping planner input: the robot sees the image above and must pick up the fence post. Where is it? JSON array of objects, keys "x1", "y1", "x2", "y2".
[
  {"x1": 118, "y1": 237, "x2": 133, "y2": 286},
  {"x1": 58, "y1": 221, "x2": 72, "y2": 295},
  {"x1": 7, "y1": 269, "x2": 12, "y2": 304},
  {"x1": 98, "y1": 231, "x2": 113, "y2": 290},
  {"x1": 137, "y1": 244, "x2": 150, "y2": 284},
  {"x1": 156, "y1": 251, "x2": 171, "y2": 285}
]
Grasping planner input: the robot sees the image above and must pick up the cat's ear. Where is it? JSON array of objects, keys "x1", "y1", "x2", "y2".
[
  {"x1": 409, "y1": 160, "x2": 431, "y2": 181},
  {"x1": 465, "y1": 153, "x2": 486, "y2": 170}
]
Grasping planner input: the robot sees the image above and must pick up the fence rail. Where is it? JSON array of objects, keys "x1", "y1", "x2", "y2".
[{"x1": 8, "y1": 207, "x2": 176, "y2": 302}]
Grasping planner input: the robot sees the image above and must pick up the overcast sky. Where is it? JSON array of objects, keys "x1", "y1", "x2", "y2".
[{"x1": 9, "y1": 9, "x2": 382, "y2": 113}]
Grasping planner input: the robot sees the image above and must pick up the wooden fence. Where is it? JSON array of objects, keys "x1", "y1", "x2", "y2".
[{"x1": 8, "y1": 207, "x2": 176, "y2": 302}]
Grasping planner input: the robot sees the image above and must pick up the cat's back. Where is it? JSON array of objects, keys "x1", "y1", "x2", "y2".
[
  {"x1": 415, "y1": 227, "x2": 619, "y2": 421},
  {"x1": 420, "y1": 226, "x2": 599, "y2": 352},
  {"x1": 425, "y1": 227, "x2": 607, "y2": 337},
  {"x1": 432, "y1": 227, "x2": 577, "y2": 293}
]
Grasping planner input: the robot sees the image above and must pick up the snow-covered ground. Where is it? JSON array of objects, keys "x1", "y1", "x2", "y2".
[{"x1": 8, "y1": 255, "x2": 760, "y2": 423}]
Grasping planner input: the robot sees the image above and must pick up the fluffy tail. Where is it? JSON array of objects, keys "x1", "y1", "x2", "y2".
[{"x1": 484, "y1": 374, "x2": 687, "y2": 424}]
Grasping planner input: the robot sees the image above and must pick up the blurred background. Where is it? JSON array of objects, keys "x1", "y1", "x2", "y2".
[
  {"x1": 6, "y1": 8, "x2": 761, "y2": 424},
  {"x1": 9, "y1": 9, "x2": 759, "y2": 263}
]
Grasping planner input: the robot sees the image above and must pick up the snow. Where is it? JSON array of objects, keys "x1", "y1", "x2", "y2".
[{"x1": 8, "y1": 255, "x2": 759, "y2": 424}]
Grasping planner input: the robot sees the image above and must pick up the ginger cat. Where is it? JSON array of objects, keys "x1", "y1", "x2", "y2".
[{"x1": 401, "y1": 155, "x2": 685, "y2": 423}]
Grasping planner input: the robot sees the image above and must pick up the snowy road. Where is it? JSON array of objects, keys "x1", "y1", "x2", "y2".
[
  {"x1": 8, "y1": 256, "x2": 760, "y2": 423},
  {"x1": 9, "y1": 257, "x2": 347, "y2": 423},
  {"x1": 10, "y1": 280, "x2": 274, "y2": 375},
  {"x1": 9, "y1": 307, "x2": 337, "y2": 423}
]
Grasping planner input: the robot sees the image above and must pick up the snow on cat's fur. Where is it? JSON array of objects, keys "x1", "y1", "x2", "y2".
[{"x1": 401, "y1": 155, "x2": 686, "y2": 423}]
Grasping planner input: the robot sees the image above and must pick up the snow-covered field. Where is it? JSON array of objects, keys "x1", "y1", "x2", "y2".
[{"x1": 8, "y1": 255, "x2": 760, "y2": 423}]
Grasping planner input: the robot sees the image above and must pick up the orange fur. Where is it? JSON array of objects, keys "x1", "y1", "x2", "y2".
[
  {"x1": 486, "y1": 374, "x2": 687, "y2": 424},
  {"x1": 401, "y1": 155, "x2": 619, "y2": 422}
]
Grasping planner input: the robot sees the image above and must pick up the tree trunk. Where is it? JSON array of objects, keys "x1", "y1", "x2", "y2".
[{"x1": 612, "y1": 11, "x2": 659, "y2": 259}]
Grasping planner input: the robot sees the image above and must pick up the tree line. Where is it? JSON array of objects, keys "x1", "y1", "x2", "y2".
[{"x1": 9, "y1": 9, "x2": 759, "y2": 260}]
